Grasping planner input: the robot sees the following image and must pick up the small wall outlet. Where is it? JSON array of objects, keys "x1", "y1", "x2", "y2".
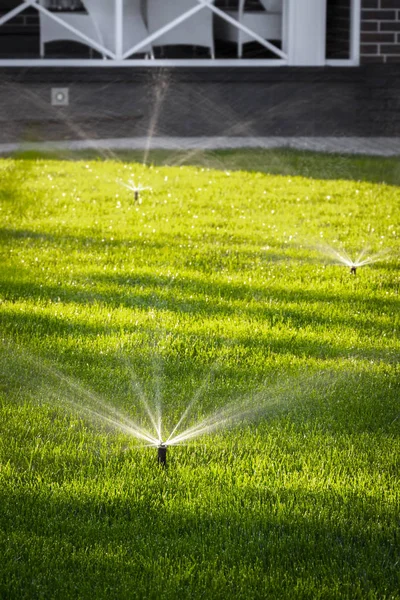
[{"x1": 51, "y1": 87, "x2": 69, "y2": 106}]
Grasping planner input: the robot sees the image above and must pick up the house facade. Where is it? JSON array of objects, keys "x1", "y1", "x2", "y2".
[{"x1": 0, "y1": 0, "x2": 399, "y2": 141}]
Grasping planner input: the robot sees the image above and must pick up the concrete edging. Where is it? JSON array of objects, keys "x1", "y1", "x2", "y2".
[{"x1": 1, "y1": 137, "x2": 400, "y2": 156}]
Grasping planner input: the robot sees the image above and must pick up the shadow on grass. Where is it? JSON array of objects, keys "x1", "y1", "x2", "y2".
[
  {"x1": 1, "y1": 263, "x2": 398, "y2": 359},
  {"x1": 0, "y1": 473, "x2": 398, "y2": 600},
  {"x1": 1, "y1": 304, "x2": 400, "y2": 440},
  {"x1": 3, "y1": 148, "x2": 400, "y2": 186},
  {"x1": 0, "y1": 226, "x2": 290, "y2": 264}
]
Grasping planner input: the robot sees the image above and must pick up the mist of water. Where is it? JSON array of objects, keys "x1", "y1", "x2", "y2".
[
  {"x1": 317, "y1": 243, "x2": 389, "y2": 272},
  {"x1": 1, "y1": 339, "x2": 330, "y2": 454},
  {"x1": 3, "y1": 80, "x2": 122, "y2": 163},
  {"x1": 0, "y1": 70, "x2": 330, "y2": 179},
  {"x1": 142, "y1": 73, "x2": 170, "y2": 166}
]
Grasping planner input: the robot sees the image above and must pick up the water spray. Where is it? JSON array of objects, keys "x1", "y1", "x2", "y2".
[
  {"x1": 119, "y1": 179, "x2": 151, "y2": 204},
  {"x1": 317, "y1": 244, "x2": 389, "y2": 275},
  {"x1": 157, "y1": 443, "x2": 167, "y2": 467}
]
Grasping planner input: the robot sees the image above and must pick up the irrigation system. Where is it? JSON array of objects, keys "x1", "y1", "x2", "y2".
[{"x1": 157, "y1": 443, "x2": 167, "y2": 467}]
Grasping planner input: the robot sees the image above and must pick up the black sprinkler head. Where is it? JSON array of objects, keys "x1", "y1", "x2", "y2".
[
  {"x1": 158, "y1": 444, "x2": 167, "y2": 467},
  {"x1": 350, "y1": 266, "x2": 357, "y2": 275}
]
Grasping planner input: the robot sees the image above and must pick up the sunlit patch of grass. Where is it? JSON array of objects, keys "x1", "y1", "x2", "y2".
[{"x1": 0, "y1": 154, "x2": 399, "y2": 599}]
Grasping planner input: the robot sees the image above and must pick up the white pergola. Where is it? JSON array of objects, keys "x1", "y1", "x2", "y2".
[{"x1": 0, "y1": 0, "x2": 361, "y2": 67}]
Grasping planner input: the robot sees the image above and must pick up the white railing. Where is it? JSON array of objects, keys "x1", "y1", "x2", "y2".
[{"x1": 0, "y1": 0, "x2": 360, "y2": 67}]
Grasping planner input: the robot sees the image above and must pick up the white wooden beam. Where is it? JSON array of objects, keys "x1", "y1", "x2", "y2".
[
  {"x1": 115, "y1": 0, "x2": 123, "y2": 60},
  {"x1": 350, "y1": 0, "x2": 361, "y2": 65},
  {"x1": 287, "y1": 0, "x2": 327, "y2": 66},
  {"x1": 0, "y1": 59, "x2": 288, "y2": 67},
  {"x1": 122, "y1": 2, "x2": 205, "y2": 59}
]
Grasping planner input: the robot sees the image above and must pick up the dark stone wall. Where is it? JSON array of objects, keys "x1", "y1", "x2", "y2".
[{"x1": 1, "y1": 66, "x2": 399, "y2": 142}]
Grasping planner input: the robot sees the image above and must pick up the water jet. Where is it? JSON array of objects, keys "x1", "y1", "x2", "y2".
[
  {"x1": 119, "y1": 179, "x2": 151, "y2": 204},
  {"x1": 3, "y1": 341, "x2": 316, "y2": 470},
  {"x1": 317, "y1": 244, "x2": 388, "y2": 274}
]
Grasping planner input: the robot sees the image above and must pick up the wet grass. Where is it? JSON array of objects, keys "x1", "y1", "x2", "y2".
[
  {"x1": 13, "y1": 146, "x2": 400, "y2": 185},
  {"x1": 0, "y1": 153, "x2": 399, "y2": 599}
]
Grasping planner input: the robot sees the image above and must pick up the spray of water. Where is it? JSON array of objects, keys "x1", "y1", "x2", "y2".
[
  {"x1": 142, "y1": 72, "x2": 170, "y2": 166},
  {"x1": 0, "y1": 340, "x2": 159, "y2": 445},
  {"x1": 0, "y1": 69, "x2": 335, "y2": 180},
  {"x1": 166, "y1": 381, "x2": 285, "y2": 446},
  {"x1": 1, "y1": 339, "x2": 331, "y2": 458},
  {"x1": 317, "y1": 243, "x2": 389, "y2": 274},
  {"x1": 2, "y1": 80, "x2": 122, "y2": 163},
  {"x1": 118, "y1": 178, "x2": 152, "y2": 203}
]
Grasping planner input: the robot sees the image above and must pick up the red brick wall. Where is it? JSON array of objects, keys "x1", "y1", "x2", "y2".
[{"x1": 361, "y1": 0, "x2": 400, "y2": 63}]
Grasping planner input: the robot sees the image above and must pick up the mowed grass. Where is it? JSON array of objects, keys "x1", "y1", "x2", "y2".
[{"x1": 0, "y1": 152, "x2": 399, "y2": 599}]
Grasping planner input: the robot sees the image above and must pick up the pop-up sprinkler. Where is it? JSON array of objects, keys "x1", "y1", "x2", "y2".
[
  {"x1": 318, "y1": 244, "x2": 388, "y2": 276},
  {"x1": 119, "y1": 180, "x2": 151, "y2": 204},
  {"x1": 158, "y1": 443, "x2": 167, "y2": 467}
]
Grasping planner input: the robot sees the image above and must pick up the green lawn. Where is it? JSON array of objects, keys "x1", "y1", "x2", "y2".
[{"x1": 0, "y1": 151, "x2": 399, "y2": 599}]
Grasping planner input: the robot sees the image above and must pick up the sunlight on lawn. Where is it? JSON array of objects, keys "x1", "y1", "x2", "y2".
[{"x1": 0, "y1": 153, "x2": 399, "y2": 599}]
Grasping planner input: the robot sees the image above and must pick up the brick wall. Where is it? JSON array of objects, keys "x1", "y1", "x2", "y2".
[{"x1": 361, "y1": 0, "x2": 400, "y2": 63}]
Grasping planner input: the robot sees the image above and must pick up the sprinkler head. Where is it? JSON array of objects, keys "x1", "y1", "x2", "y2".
[
  {"x1": 134, "y1": 190, "x2": 139, "y2": 202},
  {"x1": 350, "y1": 266, "x2": 357, "y2": 275},
  {"x1": 158, "y1": 443, "x2": 167, "y2": 467}
]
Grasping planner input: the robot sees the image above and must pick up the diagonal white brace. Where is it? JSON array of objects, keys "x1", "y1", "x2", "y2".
[
  {"x1": 0, "y1": 1, "x2": 35, "y2": 28},
  {"x1": 121, "y1": 1, "x2": 207, "y2": 59},
  {"x1": 208, "y1": 3, "x2": 287, "y2": 59},
  {"x1": 122, "y1": 0, "x2": 286, "y2": 61},
  {"x1": 0, "y1": 0, "x2": 288, "y2": 63},
  {"x1": 33, "y1": 0, "x2": 116, "y2": 59},
  {"x1": 1, "y1": 0, "x2": 116, "y2": 59}
]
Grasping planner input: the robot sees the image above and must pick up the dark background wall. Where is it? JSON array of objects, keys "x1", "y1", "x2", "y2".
[{"x1": 1, "y1": 65, "x2": 399, "y2": 143}]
